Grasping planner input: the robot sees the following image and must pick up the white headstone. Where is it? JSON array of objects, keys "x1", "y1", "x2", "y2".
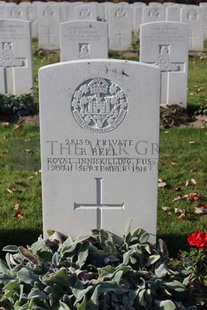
[
  {"x1": 163, "y1": 2, "x2": 176, "y2": 6},
  {"x1": 0, "y1": 2, "x2": 5, "y2": 18},
  {"x1": 39, "y1": 59, "x2": 160, "y2": 241},
  {"x1": 103, "y1": 2, "x2": 114, "y2": 22},
  {"x1": 166, "y1": 6, "x2": 182, "y2": 22},
  {"x1": 60, "y1": 20, "x2": 108, "y2": 61},
  {"x1": 20, "y1": 2, "x2": 38, "y2": 39},
  {"x1": 59, "y1": 2, "x2": 76, "y2": 22},
  {"x1": 108, "y1": 5, "x2": 133, "y2": 51},
  {"x1": 142, "y1": 6, "x2": 166, "y2": 23},
  {"x1": 140, "y1": 21, "x2": 189, "y2": 108},
  {"x1": 96, "y1": 3, "x2": 106, "y2": 21},
  {"x1": 38, "y1": 3, "x2": 60, "y2": 50},
  {"x1": 133, "y1": 5, "x2": 143, "y2": 38},
  {"x1": 0, "y1": 19, "x2": 33, "y2": 95},
  {"x1": 74, "y1": 4, "x2": 97, "y2": 21},
  {"x1": 133, "y1": 2, "x2": 146, "y2": 7},
  {"x1": 148, "y1": 2, "x2": 162, "y2": 6},
  {"x1": 5, "y1": 3, "x2": 27, "y2": 20},
  {"x1": 181, "y1": 5, "x2": 204, "y2": 51},
  {"x1": 199, "y1": 3, "x2": 207, "y2": 40}
]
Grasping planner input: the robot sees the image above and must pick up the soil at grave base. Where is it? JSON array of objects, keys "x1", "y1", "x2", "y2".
[
  {"x1": 160, "y1": 105, "x2": 207, "y2": 129},
  {"x1": 18, "y1": 114, "x2": 40, "y2": 126}
]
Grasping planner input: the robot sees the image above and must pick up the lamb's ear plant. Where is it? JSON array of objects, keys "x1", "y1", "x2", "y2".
[{"x1": 0, "y1": 222, "x2": 197, "y2": 309}]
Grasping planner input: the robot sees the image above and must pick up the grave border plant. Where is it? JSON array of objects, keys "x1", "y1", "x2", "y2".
[
  {"x1": 0, "y1": 93, "x2": 37, "y2": 118},
  {"x1": 0, "y1": 221, "x2": 199, "y2": 310}
]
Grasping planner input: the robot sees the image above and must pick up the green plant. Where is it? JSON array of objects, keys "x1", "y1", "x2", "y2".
[
  {"x1": 130, "y1": 34, "x2": 139, "y2": 53},
  {"x1": 0, "y1": 94, "x2": 37, "y2": 117},
  {"x1": 0, "y1": 223, "x2": 197, "y2": 309},
  {"x1": 194, "y1": 101, "x2": 207, "y2": 116}
]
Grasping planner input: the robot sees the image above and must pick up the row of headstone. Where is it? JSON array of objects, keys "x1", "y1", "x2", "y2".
[
  {"x1": 1, "y1": 10, "x2": 190, "y2": 239},
  {"x1": 140, "y1": 21, "x2": 189, "y2": 108},
  {"x1": 0, "y1": 1, "x2": 206, "y2": 52},
  {"x1": 0, "y1": 19, "x2": 33, "y2": 95},
  {"x1": 37, "y1": 2, "x2": 203, "y2": 247},
  {"x1": 0, "y1": 17, "x2": 189, "y2": 109},
  {"x1": 60, "y1": 21, "x2": 108, "y2": 61}
]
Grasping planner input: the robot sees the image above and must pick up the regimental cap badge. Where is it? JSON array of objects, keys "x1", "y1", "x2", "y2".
[
  {"x1": 71, "y1": 77, "x2": 128, "y2": 134},
  {"x1": 89, "y1": 78, "x2": 108, "y2": 95}
]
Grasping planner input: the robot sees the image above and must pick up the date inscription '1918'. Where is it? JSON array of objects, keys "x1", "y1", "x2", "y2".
[{"x1": 45, "y1": 139, "x2": 159, "y2": 173}]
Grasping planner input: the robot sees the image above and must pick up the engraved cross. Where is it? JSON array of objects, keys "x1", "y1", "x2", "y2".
[
  {"x1": 115, "y1": 29, "x2": 125, "y2": 45},
  {"x1": 74, "y1": 178, "x2": 124, "y2": 230},
  {"x1": 146, "y1": 45, "x2": 185, "y2": 105},
  {"x1": 0, "y1": 42, "x2": 26, "y2": 93},
  {"x1": 189, "y1": 30, "x2": 197, "y2": 49},
  {"x1": 43, "y1": 27, "x2": 54, "y2": 44}
]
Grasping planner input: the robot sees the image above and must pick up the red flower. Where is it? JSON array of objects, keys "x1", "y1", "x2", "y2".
[{"x1": 187, "y1": 231, "x2": 207, "y2": 249}]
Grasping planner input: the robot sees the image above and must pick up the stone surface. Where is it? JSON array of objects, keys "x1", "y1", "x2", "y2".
[
  {"x1": 60, "y1": 20, "x2": 108, "y2": 61},
  {"x1": 200, "y1": 3, "x2": 207, "y2": 40},
  {"x1": 0, "y1": 2, "x2": 5, "y2": 18},
  {"x1": 74, "y1": 3, "x2": 97, "y2": 20},
  {"x1": 20, "y1": 2, "x2": 38, "y2": 39},
  {"x1": 166, "y1": 5, "x2": 182, "y2": 22},
  {"x1": 148, "y1": 2, "x2": 162, "y2": 6},
  {"x1": 133, "y1": 5, "x2": 143, "y2": 38},
  {"x1": 59, "y1": 2, "x2": 76, "y2": 22},
  {"x1": 38, "y1": 3, "x2": 60, "y2": 50},
  {"x1": 140, "y1": 21, "x2": 189, "y2": 108},
  {"x1": 181, "y1": 5, "x2": 204, "y2": 51},
  {"x1": 0, "y1": 19, "x2": 33, "y2": 95},
  {"x1": 142, "y1": 6, "x2": 166, "y2": 23},
  {"x1": 39, "y1": 59, "x2": 160, "y2": 241},
  {"x1": 96, "y1": 3, "x2": 106, "y2": 21},
  {"x1": 108, "y1": 5, "x2": 133, "y2": 51},
  {"x1": 5, "y1": 3, "x2": 27, "y2": 20}
]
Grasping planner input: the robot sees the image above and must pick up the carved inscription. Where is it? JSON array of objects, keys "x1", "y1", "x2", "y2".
[
  {"x1": 187, "y1": 9, "x2": 199, "y2": 21},
  {"x1": 63, "y1": 25, "x2": 105, "y2": 42},
  {"x1": 115, "y1": 8, "x2": 126, "y2": 19},
  {"x1": 79, "y1": 8, "x2": 91, "y2": 19},
  {"x1": 43, "y1": 6, "x2": 54, "y2": 17},
  {"x1": 79, "y1": 43, "x2": 90, "y2": 59},
  {"x1": 155, "y1": 45, "x2": 180, "y2": 71},
  {"x1": 0, "y1": 24, "x2": 29, "y2": 40},
  {"x1": 10, "y1": 7, "x2": 22, "y2": 18},
  {"x1": 46, "y1": 139, "x2": 159, "y2": 173},
  {"x1": 74, "y1": 178, "x2": 124, "y2": 229},
  {"x1": 115, "y1": 29, "x2": 125, "y2": 44},
  {"x1": 148, "y1": 8, "x2": 160, "y2": 20},
  {"x1": 0, "y1": 42, "x2": 27, "y2": 93},
  {"x1": 71, "y1": 78, "x2": 128, "y2": 133},
  {"x1": 0, "y1": 42, "x2": 26, "y2": 68},
  {"x1": 142, "y1": 26, "x2": 188, "y2": 43},
  {"x1": 189, "y1": 30, "x2": 197, "y2": 47},
  {"x1": 42, "y1": 28, "x2": 54, "y2": 44}
]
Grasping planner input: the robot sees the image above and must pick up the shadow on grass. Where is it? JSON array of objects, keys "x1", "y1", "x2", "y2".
[
  {"x1": 187, "y1": 103, "x2": 201, "y2": 115},
  {"x1": 0, "y1": 229, "x2": 42, "y2": 259},
  {"x1": 158, "y1": 233, "x2": 190, "y2": 258}
]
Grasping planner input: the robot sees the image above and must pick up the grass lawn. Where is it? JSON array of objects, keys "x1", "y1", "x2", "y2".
[
  {"x1": 0, "y1": 41, "x2": 207, "y2": 258},
  {"x1": 158, "y1": 127, "x2": 207, "y2": 256}
]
